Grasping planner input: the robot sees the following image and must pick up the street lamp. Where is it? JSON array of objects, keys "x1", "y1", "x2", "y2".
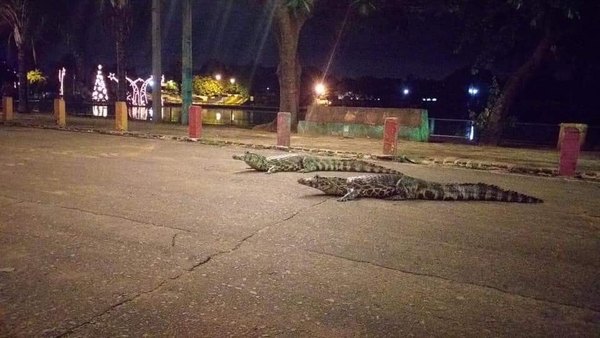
[
  {"x1": 314, "y1": 82, "x2": 326, "y2": 96},
  {"x1": 215, "y1": 74, "x2": 222, "y2": 81},
  {"x1": 468, "y1": 86, "x2": 479, "y2": 96},
  {"x1": 403, "y1": 88, "x2": 410, "y2": 96},
  {"x1": 230, "y1": 78, "x2": 236, "y2": 84}
]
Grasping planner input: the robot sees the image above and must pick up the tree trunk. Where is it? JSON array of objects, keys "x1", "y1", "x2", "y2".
[
  {"x1": 152, "y1": 0, "x2": 162, "y2": 123},
  {"x1": 181, "y1": 0, "x2": 192, "y2": 125},
  {"x1": 115, "y1": 17, "x2": 127, "y2": 102},
  {"x1": 263, "y1": 1, "x2": 307, "y2": 131},
  {"x1": 17, "y1": 43, "x2": 27, "y2": 113},
  {"x1": 479, "y1": 31, "x2": 555, "y2": 145}
]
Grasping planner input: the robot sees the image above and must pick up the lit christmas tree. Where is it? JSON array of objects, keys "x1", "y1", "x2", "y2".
[{"x1": 92, "y1": 65, "x2": 108, "y2": 117}]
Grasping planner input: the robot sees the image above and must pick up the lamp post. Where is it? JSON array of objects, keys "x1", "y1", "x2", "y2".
[{"x1": 467, "y1": 85, "x2": 480, "y2": 141}]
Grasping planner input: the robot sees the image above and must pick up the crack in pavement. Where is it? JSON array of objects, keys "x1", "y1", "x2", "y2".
[
  {"x1": 207, "y1": 197, "x2": 332, "y2": 258},
  {"x1": 54, "y1": 278, "x2": 170, "y2": 337},
  {"x1": 306, "y1": 249, "x2": 600, "y2": 314},
  {"x1": 53, "y1": 198, "x2": 330, "y2": 336}
]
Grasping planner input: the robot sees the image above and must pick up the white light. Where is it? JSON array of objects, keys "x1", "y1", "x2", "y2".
[
  {"x1": 468, "y1": 86, "x2": 479, "y2": 95},
  {"x1": 231, "y1": 114, "x2": 235, "y2": 121},
  {"x1": 314, "y1": 83, "x2": 326, "y2": 95},
  {"x1": 266, "y1": 87, "x2": 270, "y2": 91},
  {"x1": 421, "y1": 98, "x2": 426, "y2": 101},
  {"x1": 403, "y1": 88, "x2": 410, "y2": 95},
  {"x1": 92, "y1": 65, "x2": 108, "y2": 113},
  {"x1": 58, "y1": 67, "x2": 66, "y2": 97},
  {"x1": 215, "y1": 74, "x2": 222, "y2": 81},
  {"x1": 216, "y1": 112, "x2": 221, "y2": 120},
  {"x1": 229, "y1": 78, "x2": 236, "y2": 84},
  {"x1": 432, "y1": 98, "x2": 437, "y2": 102},
  {"x1": 469, "y1": 125, "x2": 475, "y2": 141}
]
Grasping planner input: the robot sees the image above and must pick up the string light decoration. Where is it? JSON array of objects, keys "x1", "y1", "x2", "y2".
[
  {"x1": 58, "y1": 67, "x2": 66, "y2": 98},
  {"x1": 108, "y1": 73, "x2": 165, "y2": 120},
  {"x1": 92, "y1": 65, "x2": 108, "y2": 117}
]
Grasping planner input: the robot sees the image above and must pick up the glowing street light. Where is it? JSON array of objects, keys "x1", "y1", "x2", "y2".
[
  {"x1": 230, "y1": 78, "x2": 236, "y2": 84},
  {"x1": 468, "y1": 86, "x2": 479, "y2": 96},
  {"x1": 215, "y1": 74, "x2": 222, "y2": 81},
  {"x1": 403, "y1": 88, "x2": 410, "y2": 95},
  {"x1": 314, "y1": 82, "x2": 326, "y2": 96}
]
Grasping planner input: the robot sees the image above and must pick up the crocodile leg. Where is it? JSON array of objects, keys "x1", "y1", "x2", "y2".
[
  {"x1": 338, "y1": 187, "x2": 361, "y2": 202},
  {"x1": 266, "y1": 165, "x2": 283, "y2": 174}
]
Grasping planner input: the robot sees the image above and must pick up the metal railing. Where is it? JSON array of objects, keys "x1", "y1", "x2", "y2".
[
  {"x1": 428, "y1": 118, "x2": 600, "y2": 149},
  {"x1": 500, "y1": 122, "x2": 560, "y2": 147},
  {"x1": 428, "y1": 118, "x2": 475, "y2": 141}
]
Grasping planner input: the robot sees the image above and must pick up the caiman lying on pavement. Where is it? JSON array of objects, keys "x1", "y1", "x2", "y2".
[
  {"x1": 298, "y1": 174, "x2": 543, "y2": 203},
  {"x1": 233, "y1": 151, "x2": 403, "y2": 174}
]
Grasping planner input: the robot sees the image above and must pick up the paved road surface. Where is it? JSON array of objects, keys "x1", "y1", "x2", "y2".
[{"x1": 1, "y1": 127, "x2": 599, "y2": 337}]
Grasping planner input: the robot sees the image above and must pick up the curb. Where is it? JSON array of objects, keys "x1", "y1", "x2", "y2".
[{"x1": 3, "y1": 120, "x2": 599, "y2": 182}]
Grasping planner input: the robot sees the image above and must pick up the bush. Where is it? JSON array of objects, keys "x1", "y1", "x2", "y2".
[
  {"x1": 164, "y1": 80, "x2": 179, "y2": 94},
  {"x1": 192, "y1": 76, "x2": 223, "y2": 97}
]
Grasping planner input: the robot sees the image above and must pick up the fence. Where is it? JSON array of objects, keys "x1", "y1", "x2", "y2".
[
  {"x1": 429, "y1": 118, "x2": 600, "y2": 150},
  {"x1": 500, "y1": 122, "x2": 560, "y2": 147},
  {"x1": 428, "y1": 118, "x2": 474, "y2": 142}
]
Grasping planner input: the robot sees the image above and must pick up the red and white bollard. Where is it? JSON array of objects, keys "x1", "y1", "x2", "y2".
[
  {"x1": 188, "y1": 105, "x2": 202, "y2": 139},
  {"x1": 559, "y1": 127, "x2": 581, "y2": 176},
  {"x1": 382, "y1": 117, "x2": 399, "y2": 155},
  {"x1": 277, "y1": 112, "x2": 291, "y2": 147}
]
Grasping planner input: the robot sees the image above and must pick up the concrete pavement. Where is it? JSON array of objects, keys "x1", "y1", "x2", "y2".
[
  {"x1": 0, "y1": 127, "x2": 599, "y2": 336},
  {"x1": 3, "y1": 113, "x2": 600, "y2": 179}
]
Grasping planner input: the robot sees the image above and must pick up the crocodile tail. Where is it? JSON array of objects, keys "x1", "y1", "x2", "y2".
[{"x1": 417, "y1": 183, "x2": 543, "y2": 203}]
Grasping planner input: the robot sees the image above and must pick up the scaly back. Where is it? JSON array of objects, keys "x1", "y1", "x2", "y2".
[{"x1": 301, "y1": 157, "x2": 400, "y2": 174}]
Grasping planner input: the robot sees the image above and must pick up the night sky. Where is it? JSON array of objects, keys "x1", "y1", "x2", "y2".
[
  {"x1": 161, "y1": 1, "x2": 469, "y2": 79},
  {"x1": 1, "y1": 0, "x2": 472, "y2": 80}
]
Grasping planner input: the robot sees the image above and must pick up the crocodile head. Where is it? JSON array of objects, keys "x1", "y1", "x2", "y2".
[
  {"x1": 297, "y1": 175, "x2": 348, "y2": 196},
  {"x1": 232, "y1": 151, "x2": 269, "y2": 171}
]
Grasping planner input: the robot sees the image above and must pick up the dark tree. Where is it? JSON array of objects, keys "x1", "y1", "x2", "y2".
[
  {"x1": 256, "y1": 0, "x2": 380, "y2": 130},
  {"x1": 100, "y1": 0, "x2": 132, "y2": 102},
  {"x1": 451, "y1": 0, "x2": 595, "y2": 145}
]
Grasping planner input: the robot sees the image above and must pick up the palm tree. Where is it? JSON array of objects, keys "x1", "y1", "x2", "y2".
[
  {"x1": 181, "y1": 0, "x2": 192, "y2": 125},
  {"x1": 152, "y1": 0, "x2": 161, "y2": 123},
  {"x1": 0, "y1": 0, "x2": 29, "y2": 113}
]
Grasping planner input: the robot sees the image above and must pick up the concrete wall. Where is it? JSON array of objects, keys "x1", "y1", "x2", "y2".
[{"x1": 298, "y1": 105, "x2": 429, "y2": 142}]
